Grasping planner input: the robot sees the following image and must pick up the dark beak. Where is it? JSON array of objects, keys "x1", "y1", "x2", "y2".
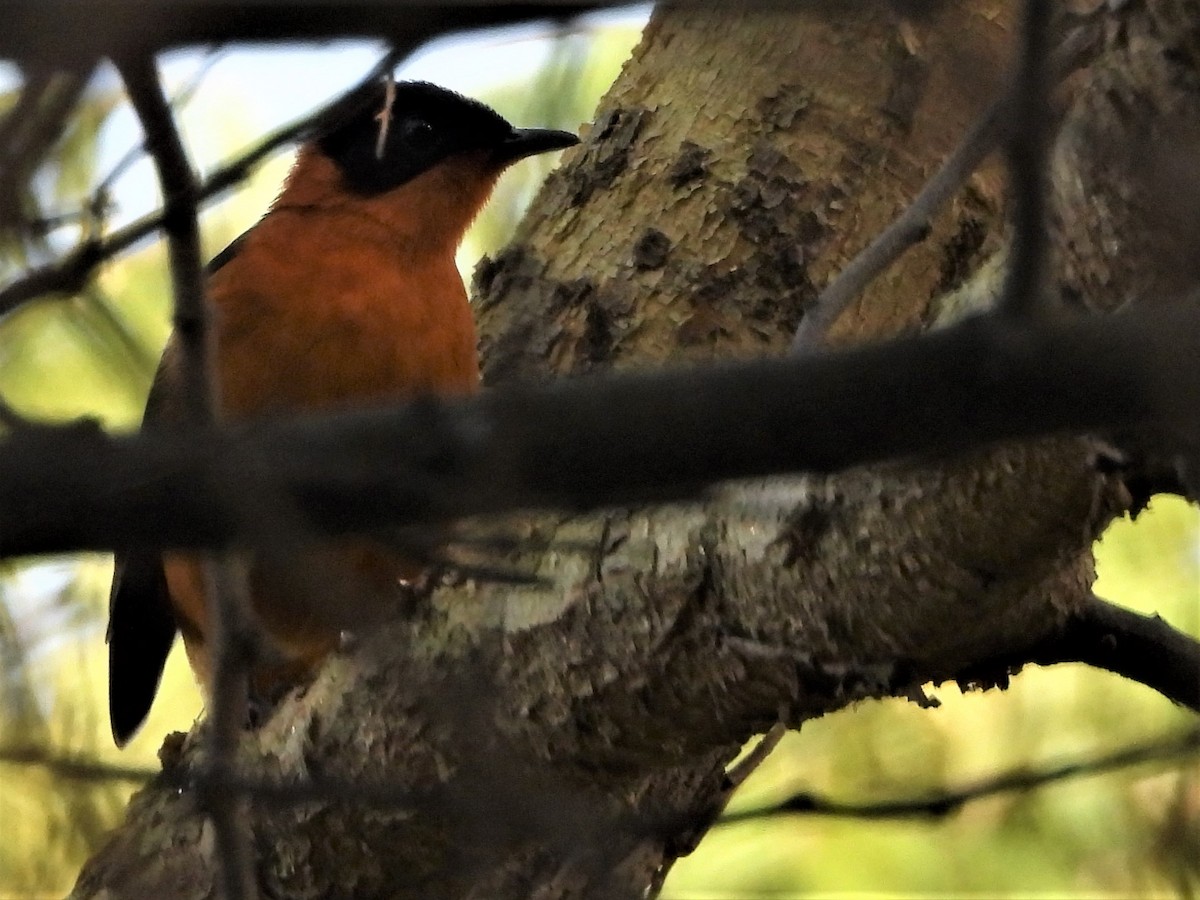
[{"x1": 493, "y1": 127, "x2": 579, "y2": 165}]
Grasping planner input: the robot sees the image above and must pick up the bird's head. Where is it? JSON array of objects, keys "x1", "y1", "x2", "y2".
[
  {"x1": 318, "y1": 80, "x2": 579, "y2": 194},
  {"x1": 281, "y1": 80, "x2": 579, "y2": 253}
]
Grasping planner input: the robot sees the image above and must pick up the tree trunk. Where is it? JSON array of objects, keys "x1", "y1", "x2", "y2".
[{"x1": 72, "y1": 2, "x2": 1189, "y2": 897}]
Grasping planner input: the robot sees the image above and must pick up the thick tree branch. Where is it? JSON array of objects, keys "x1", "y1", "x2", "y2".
[
  {"x1": 4, "y1": 3, "x2": 598, "y2": 66},
  {"x1": 952, "y1": 592, "x2": 1200, "y2": 715},
  {"x1": 2, "y1": 305, "x2": 1196, "y2": 558}
]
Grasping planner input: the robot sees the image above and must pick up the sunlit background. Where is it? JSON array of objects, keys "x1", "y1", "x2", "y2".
[{"x1": 0, "y1": 9, "x2": 1197, "y2": 897}]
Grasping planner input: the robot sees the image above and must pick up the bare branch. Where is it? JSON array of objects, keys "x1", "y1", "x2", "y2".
[
  {"x1": 0, "y1": 745, "x2": 156, "y2": 785},
  {"x1": 996, "y1": 0, "x2": 1054, "y2": 319},
  {"x1": 116, "y1": 50, "x2": 255, "y2": 900},
  {"x1": 0, "y1": 63, "x2": 97, "y2": 237},
  {"x1": 0, "y1": 3, "x2": 603, "y2": 63},
  {"x1": 114, "y1": 54, "x2": 212, "y2": 418},
  {"x1": 791, "y1": 15, "x2": 1102, "y2": 351},
  {"x1": 997, "y1": 593, "x2": 1200, "y2": 712},
  {"x1": 94, "y1": 46, "x2": 230, "y2": 202},
  {"x1": 648, "y1": 722, "x2": 787, "y2": 898},
  {"x1": 0, "y1": 47, "x2": 407, "y2": 320},
  {"x1": 2, "y1": 304, "x2": 1196, "y2": 559},
  {"x1": 718, "y1": 726, "x2": 1200, "y2": 824}
]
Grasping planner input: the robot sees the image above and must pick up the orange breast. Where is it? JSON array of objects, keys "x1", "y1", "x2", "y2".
[
  {"x1": 212, "y1": 208, "x2": 480, "y2": 417},
  {"x1": 166, "y1": 206, "x2": 480, "y2": 696}
]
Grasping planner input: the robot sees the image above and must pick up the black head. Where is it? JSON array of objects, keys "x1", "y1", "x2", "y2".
[{"x1": 316, "y1": 80, "x2": 578, "y2": 197}]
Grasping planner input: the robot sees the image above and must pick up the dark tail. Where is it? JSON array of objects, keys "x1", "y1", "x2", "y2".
[{"x1": 107, "y1": 553, "x2": 178, "y2": 746}]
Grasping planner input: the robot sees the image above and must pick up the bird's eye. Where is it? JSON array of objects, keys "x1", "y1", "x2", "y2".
[{"x1": 401, "y1": 117, "x2": 436, "y2": 149}]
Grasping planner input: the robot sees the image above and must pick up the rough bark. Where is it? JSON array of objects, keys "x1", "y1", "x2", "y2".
[{"x1": 71, "y1": 2, "x2": 1195, "y2": 898}]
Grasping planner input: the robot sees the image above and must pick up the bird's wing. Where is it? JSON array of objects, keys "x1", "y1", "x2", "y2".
[{"x1": 107, "y1": 231, "x2": 249, "y2": 745}]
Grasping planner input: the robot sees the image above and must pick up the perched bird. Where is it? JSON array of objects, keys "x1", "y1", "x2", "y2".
[{"x1": 107, "y1": 80, "x2": 578, "y2": 746}]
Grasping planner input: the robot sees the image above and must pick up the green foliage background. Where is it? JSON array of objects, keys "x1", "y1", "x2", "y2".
[{"x1": 0, "y1": 22, "x2": 1196, "y2": 897}]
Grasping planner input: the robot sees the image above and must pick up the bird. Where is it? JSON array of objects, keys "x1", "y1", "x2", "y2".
[{"x1": 106, "y1": 79, "x2": 579, "y2": 746}]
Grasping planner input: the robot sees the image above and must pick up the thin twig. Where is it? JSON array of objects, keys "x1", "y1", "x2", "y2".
[
  {"x1": 724, "y1": 721, "x2": 787, "y2": 791},
  {"x1": 996, "y1": 0, "x2": 1054, "y2": 318},
  {"x1": 199, "y1": 559, "x2": 258, "y2": 900},
  {"x1": 114, "y1": 56, "x2": 213, "y2": 419},
  {"x1": 0, "y1": 745, "x2": 157, "y2": 784},
  {"x1": 115, "y1": 50, "x2": 255, "y2": 900},
  {"x1": 0, "y1": 47, "x2": 406, "y2": 319},
  {"x1": 718, "y1": 726, "x2": 1200, "y2": 824},
  {"x1": 0, "y1": 67, "x2": 54, "y2": 173},
  {"x1": 648, "y1": 722, "x2": 788, "y2": 898},
  {"x1": 790, "y1": 17, "x2": 1102, "y2": 352},
  {"x1": 0, "y1": 63, "x2": 96, "y2": 235},
  {"x1": 95, "y1": 45, "x2": 230, "y2": 200}
]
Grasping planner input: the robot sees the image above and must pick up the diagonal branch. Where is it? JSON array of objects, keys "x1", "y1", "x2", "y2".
[
  {"x1": 791, "y1": 14, "x2": 1102, "y2": 351},
  {"x1": 0, "y1": 62, "x2": 98, "y2": 238},
  {"x1": 93, "y1": 46, "x2": 231, "y2": 208},
  {"x1": 648, "y1": 723, "x2": 787, "y2": 898},
  {"x1": 0, "y1": 47, "x2": 407, "y2": 319}
]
